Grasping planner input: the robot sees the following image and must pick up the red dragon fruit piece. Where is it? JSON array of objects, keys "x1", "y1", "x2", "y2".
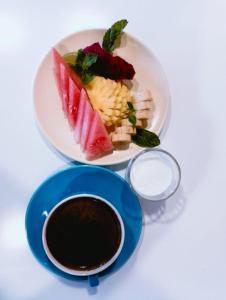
[{"x1": 83, "y1": 42, "x2": 135, "y2": 80}]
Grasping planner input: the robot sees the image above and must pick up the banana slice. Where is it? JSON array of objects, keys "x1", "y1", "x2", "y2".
[
  {"x1": 115, "y1": 126, "x2": 136, "y2": 135},
  {"x1": 133, "y1": 100, "x2": 153, "y2": 110},
  {"x1": 121, "y1": 118, "x2": 143, "y2": 127},
  {"x1": 136, "y1": 110, "x2": 150, "y2": 120},
  {"x1": 131, "y1": 90, "x2": 152, "y2": 102},
  {"x1": 111, "y1": 133, "x2": 131, "y2": 143}
]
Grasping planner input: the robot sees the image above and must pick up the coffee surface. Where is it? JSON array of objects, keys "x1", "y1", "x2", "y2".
[{"x1": 45, "y1": 197, "x2": 122, "y2": 271}]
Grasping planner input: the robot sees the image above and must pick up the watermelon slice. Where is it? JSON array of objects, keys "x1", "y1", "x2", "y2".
[
  {"x1": 74, "y1": 89, "x2": 87, "y2": 143},
  {"x1": 60, "y1": 63, "x2": 69, "y2": 115},
  {"x1": 68, "y1": 78, "x2": 81, "y2": 128},
  {"x1": 80, "y1": 100, "x2": 94, "y2": 152},
  {"x1": 69, "y1": 66, "x2": 84, "y2": 91},
  {"x1": 51, "y1": 48, "x2": 83, "y2": 91},
  {"x1": 52, "y1": 48, "x2": 113, "y2": 159},
  {"x1": 86, "y1": 111, "x2": 113, "y2": 160},
  {"x1": 52, "y1": 49, "x2": 62, "y2": 96}
]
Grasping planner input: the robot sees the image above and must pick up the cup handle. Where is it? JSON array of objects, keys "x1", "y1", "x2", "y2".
[{"x1": 88, "y1": 274, "x2": 99, "y2": 287}]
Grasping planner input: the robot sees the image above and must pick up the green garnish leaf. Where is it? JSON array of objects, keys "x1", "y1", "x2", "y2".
[
  {"x1": 102, "y1": 19, "x2": 128, "y2": 53},
  {"x1": 73, "y1": 49, "x2": 97, "y2": 84},
  {"x1": 127, "y1": 101, "x2": 134, "y2": 111},
  {"x1": 128, "y1": 113, "x2": 136, "y2": 125},
  {"x1": 132, "y1": 128, "x2": 160, "y2": 148},
  {"x1": 81, "y1": 71, "x2": 95, "y2": 85},
  {"x1": 82, "y1": 53, "x2": 98, "y2": 70},
  {"x1": 127, "y1": 101, "x2": 136, "y2": 125},
  {"x1": 75, "y1": 49, "x2": 85, "y2": 67}
]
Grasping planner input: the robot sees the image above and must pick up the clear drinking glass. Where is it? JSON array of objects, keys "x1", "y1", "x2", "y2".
[{"x1": 126, "y1": 149, "x2": 181, "y2": 201}]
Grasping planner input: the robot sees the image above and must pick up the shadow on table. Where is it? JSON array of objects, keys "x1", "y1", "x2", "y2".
[
  {"x1": 58, "y1": 277, "x2": 96, "y2": 295},
  {"x1": 36, "y1": 125, "x2": 82, "y2": 166},
  {"x1": 141, "y1": 186, "x2": 186, "y2": 225},
  {"x1": 108, "y1": 161, "x2": 129, "y2": 173}
]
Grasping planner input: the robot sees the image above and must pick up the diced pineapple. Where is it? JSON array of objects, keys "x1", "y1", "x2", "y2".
[{"x1": 86, "y1": 76, "x2": 132, "y2": 126}]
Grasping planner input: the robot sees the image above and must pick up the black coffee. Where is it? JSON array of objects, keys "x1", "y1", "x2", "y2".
[{"x1": 45, "y1": 197, "x2": 122, "y2": 271}]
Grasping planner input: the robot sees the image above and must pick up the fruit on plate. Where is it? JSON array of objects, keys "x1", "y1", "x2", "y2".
[
  {"x1": 80, "y1": 98, "x2": 94, "y2": 152},
  {"x1": 52, "y1": 48, "x2": 83, "y2": 118},
  {"x1": 110, "y1": 89, "x2": 154, "y2": 144},
  {"x1": 121, "y1": 118, "x2": 143, "y2": 127},
  {"x1": 68, "y1": 77, "x2": 81, "y2": 128},
  {"x1": 52, "y1": 48, "x2": 83, "y2": 91},
  {"x1": 111, "y1": 133, "x2": 131, "y2": 143},
  {"x1": 59, "y1": 63, "x2": 69, "y2": 115},
  {"x1": 52, "y1": 48, "x2": 114, "y2": 159},
  {"x1": 83, "y1": 42, "x2": 135, "y2": 80},
  {"x1": 133, "y1": 100, "x2": 153, "y2": 110},
  {"x1": 86, "y1": 76, "x2": 132, "y2": 126},
  {"x1": 130, "y1": 90, "x2": 152, "y2": 102},
  {"x1": 86, "y1": 111, "x2": 113, "y2": 160},
  {"x1": 115, "y1": 126, "x2": 136, "y2": 135},
  {"x1": 51, "y1": 19, "x2": 161, "y2": 160},
  {"x1": 74, "y1": 88, "x2": 87, "y2": 143},
  {"x1": 136, "y1": 109, "x2": 151, "y2": 120},
  {"x1": 52, "y1": 50, "x2": 62, "y2": 98}
]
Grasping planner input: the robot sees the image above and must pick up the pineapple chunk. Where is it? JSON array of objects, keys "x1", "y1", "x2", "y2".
[{"x1": 86, "y1": 76, "x2": 132, "y2": 126}]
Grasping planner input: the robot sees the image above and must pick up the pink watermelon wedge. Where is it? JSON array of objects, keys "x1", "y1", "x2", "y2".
[
  {"x1": 60, "y1": 63, "x2": 69, "y2": 115},
  {"x1": 68, "y1": 77, "x2": 81, "y2": 128},
  {"x1": 52, "y1": 49, "x2": 62, "y2": 97},
  {"x1": 80, "y1": 100, "x2": 94, "y2": 152},
  {"x1": 52, "y1": 48, "x2": 113, "y2": 160},
  {"x1": 52, "y1": 49, "x2": 62, "y2": 80},
  {"x1": 74, "y1": 89, "x2": 87, "y2": 143},
  {"x1": 86, "y1": 111, "x2": 113, "y2": 160},
  {"x1": 51, "y1": 48, "x2": 83, "y2": 91}
]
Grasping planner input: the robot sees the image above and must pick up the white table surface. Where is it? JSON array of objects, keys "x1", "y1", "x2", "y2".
[{"x1": 1, "y1": 0, "x2": 226, "y2": 299}]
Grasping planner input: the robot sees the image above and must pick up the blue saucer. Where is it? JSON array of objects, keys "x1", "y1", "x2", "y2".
[{"x1": 25, "y1": 165, "x2": 142, "y2": 281}]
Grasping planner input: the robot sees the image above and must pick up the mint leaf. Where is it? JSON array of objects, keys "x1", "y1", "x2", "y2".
[
  {"x1": 81, "y1": 71, "x2": 94, "y2": 85},
  {"x1": 102, "y1": 19, "x2": 128, "y2": 53},
  {"x1": 127, "y1": 101, "x2": 134, "y2": 111},
  {"x1": 127, "y1": 101, "x2": 136, "y2": 125},
  {"x1": 128, "y1": 113, "x2": 136, "y2": 125},
  {"x1": 75, "y1": 49, "x2": 85, "y2": 67},
  {"x1": 132, "y1": 129, "x2": 160, "y2": 147},
  {"x1": 73, "y1": 49, "x2": 97, "y2": 84},
  {"x1": 82, "y1": 53, "x2": 98, "y2": 70}
]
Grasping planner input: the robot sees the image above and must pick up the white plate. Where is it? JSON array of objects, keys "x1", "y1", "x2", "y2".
[{"x1": 33, "y1": 29, "x2": 170, "y2": 165}]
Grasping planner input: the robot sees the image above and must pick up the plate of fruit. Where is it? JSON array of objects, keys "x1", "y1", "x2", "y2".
[{"x1": 33, "y1": 19, "x2": 170, "y2": 165}]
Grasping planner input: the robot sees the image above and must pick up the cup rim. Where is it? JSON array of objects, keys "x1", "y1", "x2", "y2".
[{"x1": 42, "y1": 194, "x2": 125, "y2": 276}]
